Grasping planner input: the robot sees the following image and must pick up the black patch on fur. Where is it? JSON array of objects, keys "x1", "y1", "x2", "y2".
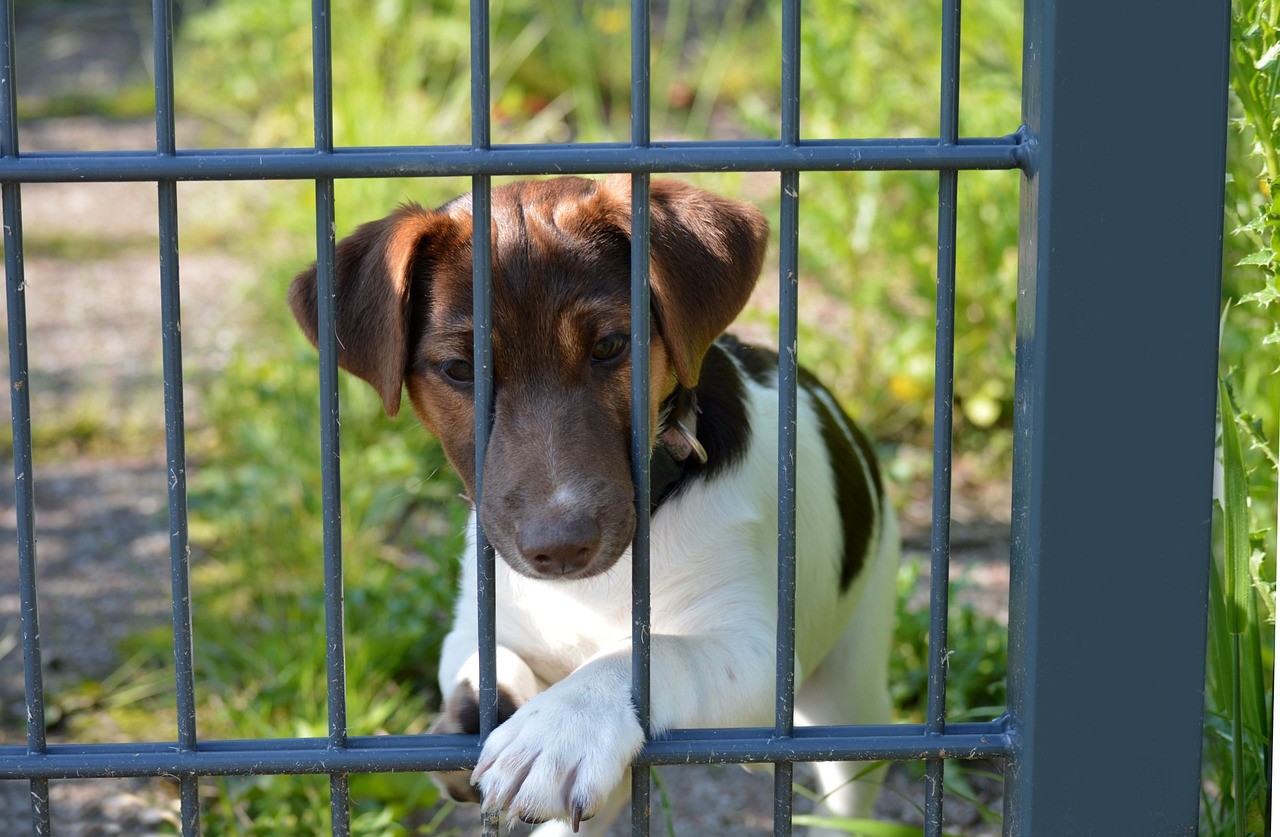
[
  {"x1": 650, "y1": 340, "x2": 752, "y2": 513},
  {"x1": 715, "y1": 332, "x2": 882, "y2": 591},
  {"x1": 454, "y1": 684, "x2": 521, "y2": 735},
  {"x1": 797, "y1": 368, "x2": 880, "y2": 590},
  {"x1": 718, "y1": 332, "x2": 778, "y2": 386}
]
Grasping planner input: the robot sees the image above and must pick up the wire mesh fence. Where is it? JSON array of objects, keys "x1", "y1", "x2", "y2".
[{"x1": 0, "y1": 0, "x2": 1230, "y2": 834}]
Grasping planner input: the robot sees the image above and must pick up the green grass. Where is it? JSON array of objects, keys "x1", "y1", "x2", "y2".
[
  {"x1": 1203, "y1": 2, "x2": 1278, "y2": 834},
  {"x1": 1204, "y1": 381, "x2": 1274, "y2": 837}
]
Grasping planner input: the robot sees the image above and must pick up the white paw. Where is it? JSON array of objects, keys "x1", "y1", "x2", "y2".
[{"x1": 470, "y1": 681, "x2": 643, "y2": 829}]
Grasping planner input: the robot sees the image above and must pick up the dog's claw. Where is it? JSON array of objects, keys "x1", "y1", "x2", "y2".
[
  {"x1": 470, "y1": 757, "x2": 493, "y2": 786},
  {"x1": 572, "y1": 801, "x2": 584, "y2": 833}
]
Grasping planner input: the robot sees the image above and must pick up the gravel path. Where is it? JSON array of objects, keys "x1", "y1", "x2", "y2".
[{"x1": 0, "y1": 116, "x2": 254, "y2": 835}]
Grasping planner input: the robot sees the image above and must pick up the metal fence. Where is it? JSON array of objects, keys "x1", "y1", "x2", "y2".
[{"x1": 0, "y1": 0, "x2": 1231, "y2": 834}]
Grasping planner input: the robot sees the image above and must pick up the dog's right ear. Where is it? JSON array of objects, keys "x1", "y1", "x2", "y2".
[{"x1": 289, "y1": 204, "x2": 455, "y2": 417}]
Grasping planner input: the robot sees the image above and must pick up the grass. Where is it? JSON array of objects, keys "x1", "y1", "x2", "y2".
[
  {"x1": 9, "y1": 0, "x2": 1273, "y2": 832},
  {"x1": 1204, "y1": 382, "x2": 1274, "y2": 837},
  {"x1": 1204, "y1": 2, "x2": 1278, "y2": 835}
]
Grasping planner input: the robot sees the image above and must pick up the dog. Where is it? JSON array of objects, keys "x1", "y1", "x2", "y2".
[{"x1": 289, "y1": 175, "x2": 899, "y2": 835}]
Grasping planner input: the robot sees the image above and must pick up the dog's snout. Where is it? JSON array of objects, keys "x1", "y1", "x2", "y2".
[{"x1": 517, "y1": 513, "x2": 602, "y2": 576}]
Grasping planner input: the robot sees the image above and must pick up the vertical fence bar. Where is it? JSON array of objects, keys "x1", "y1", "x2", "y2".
[
  {"x1": 310, "y1": 0, "x2": 350, "y2": 833},
  {"x1": 1003, "y1": 0, "x2": 1228, "y2": 831},
  {"x1": 0, "y1": 0, "x2": 51, "y2": 832},
  {"x1": 469, "y1": 2, "x2": 499, "y2": 835},
  {"x1": 152, "y1": 0, "x2": 200, "y2": 832},
  {"x1": 774, "y1": 0, "x2": 801, "y2": 832},
  {"x1": 629, "y1": 0, "x2": 653, "y2": 833},
  {"x1": 923, "y1": 0, "x2": 961, "y2": 833}
]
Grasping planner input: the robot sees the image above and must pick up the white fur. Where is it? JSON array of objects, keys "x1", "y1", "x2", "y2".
[{"x1": 441, "y1": 371, "x2": 899, "y2": 834}]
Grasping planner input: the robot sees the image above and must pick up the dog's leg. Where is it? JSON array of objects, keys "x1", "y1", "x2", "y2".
[
  {"x1": 794, "y1": 510, "x2": 899, "y2": 835},
  {"x1": 430, "y1": 635, "x2": 544, "y2": 803},
  {"x1": 471, "y1": 616, "x2": 778, "y2": 827}
]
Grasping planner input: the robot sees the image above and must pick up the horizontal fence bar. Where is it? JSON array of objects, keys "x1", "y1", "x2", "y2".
[
  {"x1": 0, "y1": 136, "x2": 1027, "y2": 183},
  {"x1": 0, "y1": 723, "x2": 1011, "y2": 780}
]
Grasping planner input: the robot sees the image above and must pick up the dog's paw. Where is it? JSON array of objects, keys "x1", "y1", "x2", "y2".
[
  {"x1": 470, "y1": 681, "x2": 643, "y2": 829},
  {"x1": 428, "y1": 681, "x2": 522, "y2": 804}
]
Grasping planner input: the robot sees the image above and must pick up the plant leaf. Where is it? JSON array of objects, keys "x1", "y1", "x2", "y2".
[
  {"x1": 1254, "y1": 39, "x2": 1280, "y2": 70},
  {"x1": 1249, "y1": 548, "x2": 1276, "y2": 625},
  {"x1": 1237, "y1": 249, "x2": 1275, "y2": 266},
  {"x1": 1220, "y1": 381, "x2": 1253, "y2": 638},
  {"x1": 1242, "y1": 275, "x2": 1280, "y2": 305}
]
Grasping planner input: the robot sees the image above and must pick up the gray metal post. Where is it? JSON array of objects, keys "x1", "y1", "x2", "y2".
[{"x1": 1004, "y1": 0, "x2": 1230, "y2": 832}]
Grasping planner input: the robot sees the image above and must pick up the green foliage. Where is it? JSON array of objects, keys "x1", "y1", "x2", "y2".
[
  {"x1": 1225, "y1": 0, "x2": 1280, "y2": 457},
  {"x1": 1205, "y1": 0, "x2": 1279, "y2": 834},
  {"x1": 890, "y1": 558, "x2": 1007, "y2": 723},
  {"x1": 175, "y1": 335, "x2": 469, "y2": 832},
  {"x1": 765, "y1": 0, "x2": 1022, "y2": 443},
  {"x1": 1204, "y1": 382, "x2": 1274, "y2": 837}
]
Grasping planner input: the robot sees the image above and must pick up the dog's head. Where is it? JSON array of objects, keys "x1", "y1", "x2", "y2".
[{"x1": 290, "y1": 176, "x2": 767, "y2": 580}]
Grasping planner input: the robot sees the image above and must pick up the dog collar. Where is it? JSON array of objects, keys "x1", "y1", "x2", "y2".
[{"x1": 650, "y1": 388, "x2": 706, "y2": 514}]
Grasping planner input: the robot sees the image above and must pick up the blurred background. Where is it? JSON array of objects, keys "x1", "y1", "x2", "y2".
[{"x1": 0, "y1": 0, "x2": 1272, "y2": 834}]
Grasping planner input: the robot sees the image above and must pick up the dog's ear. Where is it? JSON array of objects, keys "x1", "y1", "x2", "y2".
[
  {"x1": 588, "y1": 175, "x2": 769, "y2": 388},
  {"x1": 289, "y1": 204, "x2": 456, "y2": 417}
]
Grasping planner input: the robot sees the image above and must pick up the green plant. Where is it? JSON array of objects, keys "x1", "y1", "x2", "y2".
[
  {"x1": 1204, "y1": 383, "x2": 1275, "y2": 837},
  {"x1": 889, "y1": 557, "x2": 1007, "y2": 724},
  {"x1": 1224, "y1": 0, "x2": 1280, "y2": 465},
  {"x1": 1203, "y1": 0, "x2": 1279, "y2": 834},
  {"x1": 730, "y1": 0, "x2": 1024, "y2": 448}
]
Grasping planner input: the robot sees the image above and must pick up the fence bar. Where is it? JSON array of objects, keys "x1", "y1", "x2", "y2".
[
  {"x1": 773, "y1": 0, "x2": 802, "y2": 832},
  {"x1": 309, "y1": 0, "x2": 350, "y2": 833},
  {"x1": 923, "y1": 0, "x2": 962, "y2": 831},
  {"x1": 773, "y1": 165, "x2": 799, "y2": 833},
  {"x1": 468, "y1": 3, "x2": 499, "y2": 837},
  {"x1": 1002, "y1": 0, "x2": 1228, "y2": 831},
  {"x1": 0, "y1": 138, "x2": 1025, "y2": 183},
  {"x1": 151, "y1": 0, "x2": 201, "y2": 832},
  {"x1": 0, "y1": 0, "x2": 51, "y2": 831},
  {"x1": 629, "y1": 0, "x2": 653, "y2": 832},
  {"x1": 468, "y1": 1, "x2": 495, "y2": 747},
  {"x1": 0, "y1": 722, "x2": 1011, "y2": 779}
]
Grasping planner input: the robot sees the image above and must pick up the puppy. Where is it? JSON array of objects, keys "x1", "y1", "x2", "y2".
[{"x1": 290, "y1": 175, "x2": 899, "y2": 835}]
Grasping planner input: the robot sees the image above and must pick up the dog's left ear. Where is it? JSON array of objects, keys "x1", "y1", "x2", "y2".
[
  {"x1": 588, "y1": 175, "x2": 769, "y2": 388},
  {"x1": 288, "y1": 204, "x2": 458, "y2": 417}
]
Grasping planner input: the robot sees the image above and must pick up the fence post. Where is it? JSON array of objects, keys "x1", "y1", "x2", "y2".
[{"x1": 1004, "y1": 0, "x2": 1230, "y2": 832}]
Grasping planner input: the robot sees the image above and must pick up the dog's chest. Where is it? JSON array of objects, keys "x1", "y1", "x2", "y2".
[{"x1": 494, "y1": 560, "x2": 636, "y2": 684}]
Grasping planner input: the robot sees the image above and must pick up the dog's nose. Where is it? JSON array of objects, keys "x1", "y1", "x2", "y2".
[{"x1": 517, "y1": 514, "x2": 601, "y2": 576}]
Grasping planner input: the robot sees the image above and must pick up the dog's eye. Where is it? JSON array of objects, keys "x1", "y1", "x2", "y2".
[
  {"x1": 591, "y1": 334, "x2": 629, "y2": 364},
  {"x1": 441, "y1": 359, "x2": 474, "y2": 384}
]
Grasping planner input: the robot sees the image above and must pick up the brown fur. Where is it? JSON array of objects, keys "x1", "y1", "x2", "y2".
[{"x1": 289, "y1": 176, "x2": 768, "y2": 580}]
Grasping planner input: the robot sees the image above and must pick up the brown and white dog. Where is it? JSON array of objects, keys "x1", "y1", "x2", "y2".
[{"x1": 289, "y1": 175, "x2": 898, "y2": 835}]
